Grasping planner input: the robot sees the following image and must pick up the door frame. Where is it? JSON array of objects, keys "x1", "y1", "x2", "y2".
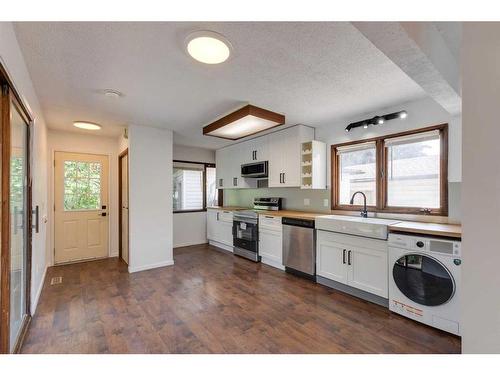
[
  {"x1": 118, "y1": 148, "x2": 128, "y2": 262},
  {"x1": 0, "y1": 61, "x2": 34, "y2": 354},
  {"x1": 52, "y1": 151, "x2": 110, "y2": 265}
]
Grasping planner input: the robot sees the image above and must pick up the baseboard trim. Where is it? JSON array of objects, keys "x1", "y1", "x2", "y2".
[
  {"x1": 316, "y1": 276, "x2": 389, "y2": 308},
  {"x1": 128, "y1": 259, "x2": 174, "y2": 273},
  {"x1": 174, "y1": 241, "x2": 208, "y2": 248},
  {"x1": 208, "y1": 240, "x2": 233, "y2": 253},
  {"x1": 31, "y1": 266, "x2": 47, "y2": 314},
  {"x1": 261, "y1": 257, "x2": 285, "y2": 271}
]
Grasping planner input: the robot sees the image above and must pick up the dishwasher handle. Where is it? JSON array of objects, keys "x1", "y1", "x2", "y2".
[{"x1": 281, "y1": 217, "x2": 315, "y2": 228}]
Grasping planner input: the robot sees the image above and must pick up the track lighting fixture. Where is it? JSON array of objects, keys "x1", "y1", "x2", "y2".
[{"x1": 345, "y1": 110, "x2": 408, "y2": 132}]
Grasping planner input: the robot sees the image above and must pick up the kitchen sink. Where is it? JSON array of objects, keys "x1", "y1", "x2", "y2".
[{"x1": 315, "y1": 215, "x2": 401, "y2": 240}]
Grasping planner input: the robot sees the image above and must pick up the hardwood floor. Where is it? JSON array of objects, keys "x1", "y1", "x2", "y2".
[{"x1": 21, "y1": 244, "x2": 461, "y2": 354}]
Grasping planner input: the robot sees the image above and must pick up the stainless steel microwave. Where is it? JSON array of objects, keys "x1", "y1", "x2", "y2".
[{"x1": 241, "y1": 161, "x2": 268, "y2": 178}]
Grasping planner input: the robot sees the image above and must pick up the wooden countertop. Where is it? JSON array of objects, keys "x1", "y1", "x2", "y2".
[
  {"x1": 256, "y1": 210, "x2": 328, "y2": 220},
  {"x1": 207, "y1": 206, "x2": 247, "y2": 211},
  {"x1": 207, "y1": 206, "x2": 462, "y2": 238},
  {"x1": 388, "y1": 221, "x2": 462, "y2": 239}
]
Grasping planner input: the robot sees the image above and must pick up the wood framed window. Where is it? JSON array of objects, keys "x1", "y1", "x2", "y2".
[
  {"x1": 331, "y1": 123, "x2": 448, "y2": 216},
  {"x1": 173, "y1": 160, "x2": 218, "y2": 213}
]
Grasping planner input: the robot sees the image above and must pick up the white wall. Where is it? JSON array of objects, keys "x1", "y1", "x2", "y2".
[
  {"x1": 461, "y1": 23, "x2": 500, "y2": 353},
  {"x1": 315, "y1": 96, "x2": 462, "y2": 184},
  {"x1": 173, "y1": 144, "x2": 215, "y2": 163},
  {"x1": 1, "y1": 22, "x2": 49, "y2": 313},
  {"x1": 128, "y1": 125, "x2": 173, "y2": 272},
  {"x1": 47, "y1": 130, "x2": 121, "y2": 263},
  {"x1": 173, "y1": 144, "x2": 215, "y2": 248}
]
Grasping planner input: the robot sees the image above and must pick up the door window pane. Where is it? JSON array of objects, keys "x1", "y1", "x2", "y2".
[
  {"x1": 386, "y1": 135, "x2": 440, "y2": 208},
  {"x1": 173, "y1": 163, "x2": 204, "y2": 211},
  {"x1": 63, "y1": 161, "x2": 101, "y2": 210},
  {"x1": 338, "y1": 145, "x2": 376, "y2": 205}
]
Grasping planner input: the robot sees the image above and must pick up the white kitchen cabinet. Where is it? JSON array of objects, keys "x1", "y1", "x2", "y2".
[
  {"x1": 207, "y1": 209, "x2": 234, "y2": 249},
  {"x1": 348, "y1": 245, "x2": 388, "y2": 297},
  {"x1": 215, "y1": 124, "x2": 313, "y2": 189},
  {"x1": 301, "y1": 140, "x2": 327, "y2": 189},
  {"x1": 215, "y1": 145, "x2": 256, "y2": 189},
  {"x1": 316, "y1": 230, "x2": 388, "y2": 298},
  {"x1": 215, "y1": 147, "x2": 230, "y2": 189},
  {"x1": 258, "y1": 214, "x2": 284, "y2": 270},
  {"x1": 245, "y1": 136, "x2": 269, "y2": 163},
  {"x1": 269, "y1": 125, "x2": 314, "y2": 187},
  {"x1": 317, "y1": 238, "x2": 349, "y2": 284}
]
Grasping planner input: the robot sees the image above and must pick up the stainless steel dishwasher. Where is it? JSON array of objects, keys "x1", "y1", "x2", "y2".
[{"x1": 282, "y1": 217, "x2": 316, "y2": 278}]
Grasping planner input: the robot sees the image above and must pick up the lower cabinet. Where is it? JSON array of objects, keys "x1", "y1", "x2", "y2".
[
  {"x1": 258, "y1": 215, "x2": 284, "y2": 270},
  {"x1": 316, "y1": 230, "x2": 388, "y2": 298},
  {"x1": 207, "y1": 209, "x2": 233, "y2": 248}
]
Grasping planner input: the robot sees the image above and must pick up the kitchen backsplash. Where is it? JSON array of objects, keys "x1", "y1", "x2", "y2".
[{"x1": 223, "y1": 182, "x2": 461, "y2": 222}]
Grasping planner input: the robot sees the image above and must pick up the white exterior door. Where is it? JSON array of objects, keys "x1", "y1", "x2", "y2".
[
  {"x1": 120, "y1": 154, "x2": 129, "y2": 264},
  {"x1": 54, "y1": 152, "x2": 109, "y2": 264}
]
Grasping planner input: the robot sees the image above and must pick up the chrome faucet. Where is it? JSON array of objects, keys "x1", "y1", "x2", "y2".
[{"x1": 350, "y1": 191, "x2": 368, "y2": 218}]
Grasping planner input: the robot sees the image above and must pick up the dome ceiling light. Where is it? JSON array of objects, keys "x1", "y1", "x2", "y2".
[
  {"x1": 186, "y1": 31, "x2": 232, "y2": 64},
  {"x1": 73, "y1": 121, "x2": 102, "y2": 130},
  {"x1": 203, "y1": 105, "x2": 285, "y2": 140}
]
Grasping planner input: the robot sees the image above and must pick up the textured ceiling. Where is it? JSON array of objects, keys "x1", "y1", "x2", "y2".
[{"x1": 14, "y1": 22, "x2": 426, "y2": 148}]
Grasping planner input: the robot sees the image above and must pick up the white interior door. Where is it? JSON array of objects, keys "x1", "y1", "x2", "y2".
[
  {"x1": 120, "y1": 154, "x2": 129, "y2": 264},
  {"x1": 54, "y1": 152, "x2": 109, "y2": 264}
]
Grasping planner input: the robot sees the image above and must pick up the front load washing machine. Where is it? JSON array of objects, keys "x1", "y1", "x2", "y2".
[{"x1": 388, "y1": 233, "x2": 461, "y2": 335}]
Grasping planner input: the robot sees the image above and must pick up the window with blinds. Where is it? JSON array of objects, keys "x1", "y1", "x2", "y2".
[
  {"x1": 331, "y1": 125, "x2": 448, "y2": 215},
  {"x1": 173, "y1": 162, "x2": 204, "y2": 211}
]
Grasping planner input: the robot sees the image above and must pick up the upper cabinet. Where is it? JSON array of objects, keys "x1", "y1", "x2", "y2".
[
  {"x1": 215, "y1": 125, "x2": 316, "y2": 189},
  {"x1": 245, "y1": 136, "x2": 269, "y2": 163},
  {"x1": 268, "y1": 126, "x2": 314, "y2": 187},
  {"x1": 301, "y1": 140, "x2": 327, "y2": 189}
]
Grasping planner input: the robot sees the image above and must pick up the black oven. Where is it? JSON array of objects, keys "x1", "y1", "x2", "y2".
[{"x1": 232, "y1": 211, "x2": 260, "y2": 262}]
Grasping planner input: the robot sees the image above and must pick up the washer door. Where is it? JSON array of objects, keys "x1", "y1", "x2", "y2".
[{"x1": 393, "y1": 253, "x2": 455, "y2": 306}]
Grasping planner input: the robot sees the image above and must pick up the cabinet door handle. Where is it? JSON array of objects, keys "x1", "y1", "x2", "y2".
[
  {"x1": 348, "y1": 250, "x2": 352, "y2": 265},
  {"x1": 216, "y1": 212, "x2": 219, "y2": 221},
  {"x1": 233, "y1": 177, "x2": 237, "y2": 186},
  {"x1": 282, "y1": 173, "x2": 285, "y2": 184},
  {"x1": 342, "y1": 249, "x2": 346, "y2": 264},
  {"x1": 254, "y1": 150, "x2": 257, "y2": 160}
]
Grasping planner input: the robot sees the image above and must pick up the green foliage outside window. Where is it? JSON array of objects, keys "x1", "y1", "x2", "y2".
[{"x1": 64, "y1": 161, "x2": 101, "y2": 210}]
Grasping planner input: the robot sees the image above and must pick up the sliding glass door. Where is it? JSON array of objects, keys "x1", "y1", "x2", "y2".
[
  {"x1": 8, "y1": 97, "x2": 29, "y2": 352},
  {"x1": 1, "y1": 65, "x2": 33, "y2": 353}
]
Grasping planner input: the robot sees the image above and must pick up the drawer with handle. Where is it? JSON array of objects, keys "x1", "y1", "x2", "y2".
[
  {"x1": 218, "y1": 210, "x2": 233, "y2": 223},
  {"x1": 259, "y1": 214, "x2": 282, "y2": 231}
]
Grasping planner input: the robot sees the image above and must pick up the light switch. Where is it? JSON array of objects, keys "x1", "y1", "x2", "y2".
[
  {"x1": 304, "y1": 198, "x2": 310, "y2": 206},
  {"x1": 323, "y1": 199, "x2": 329, "y2": 207}
]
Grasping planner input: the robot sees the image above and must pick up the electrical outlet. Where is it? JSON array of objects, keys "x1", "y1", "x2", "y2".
[
  {"x1": 304, "y1": 198, "x2": 310, "y2": 206},
  {"x1": 323, "y1": 199, "x2": 329, "y2": 207}
]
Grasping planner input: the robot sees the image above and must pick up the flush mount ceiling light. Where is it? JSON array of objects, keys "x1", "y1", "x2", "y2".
[
  {"x1": 73, "y1": 121, "x2": 102, "y2": 130},
  {"x1": 345, "y1": 110, "x2": 408, "y2": 132},
  {"x1": 186, "y1": 31, "x2": 232, "y2": 64},
  {"x1": 102, "y1": 89, "x2": 124, "y2": 99},
  {"x1": 203, "y1": 105, "x2": 285, "y2": 140}
]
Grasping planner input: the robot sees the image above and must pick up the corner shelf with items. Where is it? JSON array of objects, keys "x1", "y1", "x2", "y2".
[{"x1": 301, "y1": 140, "x2": 327, "y2": 189}]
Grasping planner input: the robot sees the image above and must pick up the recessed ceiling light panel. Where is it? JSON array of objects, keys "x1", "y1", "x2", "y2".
[
  {"x1": 74, "y1": 121, "x2": 102, "y2": 130},
  {"x1": 186, "y1": 31, "x2": 232, "y2": 64},
  {"x1": 203, "y1": 105, "x2": 285, "y2": 140}
]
